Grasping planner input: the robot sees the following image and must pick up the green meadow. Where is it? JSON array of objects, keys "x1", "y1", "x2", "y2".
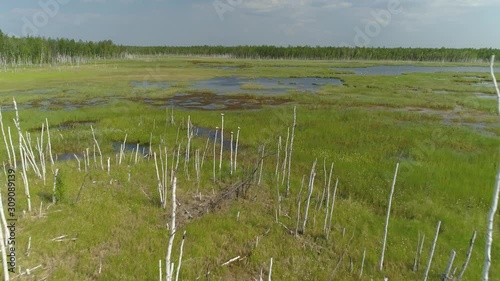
[{"x1": 1, "y1": 56, "x2": 500, "y2": 280}]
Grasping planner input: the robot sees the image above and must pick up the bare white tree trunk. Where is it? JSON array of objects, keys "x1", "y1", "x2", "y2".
[
  {"x1": 441, "y1": 250, "x2": 456, "y2": 281},
  {"x1": 230, "y1": 131, "x2": 234, "y2": 175},
  {"x1": 323, "y1": 162, "x2": 334, "y2": 233},
  {"x1": 119, "y1": 134, "x2": 127, "y2": 166},
  {"x1": 154, "y1": 153, "x2": 165, "y2": 208},
  {"x1": 360, "y1": 248, "x2": 366, "y2": 278},
  {"x1": 234, "y1": 127, "x2": 240, "y2": 171},
  {"x1": 213, "y1": 127, "x2": 218, "y2": 182},
  {"x1": 37, "y1": 123, "x2": 46, "y2": 185},
  {"x1": 295, "y1": 201, "x2": 301, "y2": 237},
  {"x1": 107, "y1": 157, "x2": 110, "y2": 175},
  {"x1": 175, "y1": 231, "x2": 186, "y2": 281},
  {"x1": 379, "y1": 163, "x2": 399, "y2": 271},
  {"x1": 258, "y1": 145, "x2": 265, "y2": 186},
  {"x1": 83, "y1": 151, "x2": 88, "y2": 173},
  {"x1": 281, "y1": 127, "x2": 289, "y2": 185},
  {"x1": 275, "y1": 136, "x2": 281, "y2": 180},
  {"x1": 483, "y1": 54, "x2": 500, "y2": 281},
  {"x1": 302, "y1": 160, "x2": 317, "y2": 234},
  {"x1": 13, "y1": 99, "x2": 31, "y2": 212},
  {"x1": 268, "y1": 257, "x2": 273, "y2": 281},
  {"x1": 159, "y1": 259, "x2": 162, "y2": 281},
  {"x1": 492, "y1": 55, "x2": 500, "y2": 115},
  {"x1": 40, "y1": 123, "x2": 45, "y2": 172},
  {"x1": 166, "y1": 177, "x2": 177, "y2": 281},
  {"x1": 22, "y1": 133, "x2": 41, "y2": 178},
  {"x1": 90, "y1": 125, "x2": 104, "y2": 170},
  {"x1": 0, "y1": 189, "x2": 9, "y2": 247},
  {"x1": 52, "y1": 168, "x2": 59, "y2": 204},
  {"x1": 194, "y1": 148, "x2": 200, "y2": 193},
  {"x1": 483, "y1": 165, "x2": 500, "y2": 281},
  {"x1": 164, "y1": 147, "x2": 169, "y2": 204},
  {"x1": 8, "y1": 127, "x2": 16, "y2": 170},
  {"x1": 423, "y1": 220, "x2": 442, "y2": 281},
  {"x1": 26, "y1": 236, "x2": 32, "y2": 257},
  {"x1": 186, "y1": 116, "x2": 191, "y2": 163},
  {"x1": 45, "y1": 118, "x2": 54, "y2": 172},
  {"x1": 219, "y1": 113, "x2": 224, "y2": 173},
  {"x1": 86, "y1": 147, "x2": 91, "y2": 168},
  {"x1": 457, "y1": 230, "x2": 476, "y2": 280},
  {"x1": 413, "y1": 232, "x2": 424, "y2": 272},
  {"x1": 326, "y1": 178, "x2": 339, "y2": 240},
  {"x1": 286, "y1": 106, "x2": 297, "y2": 196},
  {"x1": 149, "y1": 132, "x2": 153, "y2": 160},
  {"x1": 135, "y1": 143, "x2": 139, "y2": 164},
  {"x1": 170, "y1": 105, "x2": 175, "y2": 125},
  {"x1": 201, "y1": 137, "x2": 210, "y2": 169},
  {"x1": 0, "y1": 108, "x2": 12, "y2": 167},
  {"x1": 0, "y1": 191, "x2": 10, "y2": 281}
]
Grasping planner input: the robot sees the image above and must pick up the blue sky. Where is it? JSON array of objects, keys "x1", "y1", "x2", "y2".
[{"x1": 0, "y1": 0, "x2": 499, "y2": 47}]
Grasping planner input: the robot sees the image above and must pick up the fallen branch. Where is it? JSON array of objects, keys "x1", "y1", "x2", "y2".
[
  {"x1": 330, "y1": 232, "x2": 355, "y2": 280},
  {"x1": 221, "y1": 256, "x2": 241, "y2": 266},
  {"x1": 11, "y1": 264, "x2": 43, "y2": 279}
]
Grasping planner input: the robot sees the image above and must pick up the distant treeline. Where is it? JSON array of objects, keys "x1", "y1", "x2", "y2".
[
  {"x1": 1, "y1": 29, "x2": 499, "y2": 65},
  {"x1": 129, "y1": 45, "x2": 500, "y2": 62},
  {"x1": 0, "y1": 30, "x2": 118, "y2": 65}
]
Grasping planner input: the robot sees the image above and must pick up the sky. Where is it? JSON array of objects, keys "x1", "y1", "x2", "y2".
[{"x1": 0, "y1": 0, "x2": 499, "y2": 48}]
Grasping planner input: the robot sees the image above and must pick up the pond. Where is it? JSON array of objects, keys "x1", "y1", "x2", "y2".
[
  {"x1": 112, "y1": 141, "x2": 150, "y2": 156},
  {"x1": 331, "y1": 65, "x2": 500, "y2": 75},
  {"x1": 193, "y1": 77, "x2": 343, "y2": 95},
  {"x1": 192, "y1": 126, "x2": 235, "y2": 149}
]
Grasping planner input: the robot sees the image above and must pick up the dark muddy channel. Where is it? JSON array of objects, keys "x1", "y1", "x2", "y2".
[
  {"x1": 139, "y1": 92, "x2": 291, "y2": 111},
  {"x1": 1, "y1": 98, "x2": 109, "y2": 112}
]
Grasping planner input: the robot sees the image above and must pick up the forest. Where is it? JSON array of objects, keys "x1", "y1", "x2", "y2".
[{"x1": 1, "y1": 30, "x2": 499, "y2": 64}]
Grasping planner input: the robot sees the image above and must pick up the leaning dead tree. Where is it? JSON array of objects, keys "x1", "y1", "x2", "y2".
[
  {"x1": 379, "y1": 163, "x2": 399, "y2": 271},
  {"x1": 493, "y1": 55, "x2": 500, "y2": 115},
  {"x1": 0, "y1": 108, "x2": 12, "y2": 167},
  {"x1": 483, "y1": 55, "x2": 500, "y2": 281},
  {"x1": 457, "y1": 231, "x2": 476, "y2": 280},
  {"x1": 91, "y1": 125, "x2": 104, "y2": 170},
  {"x1": 423, "y1": 220, "x2": 442, "y2": 281},
  {"x1": 0, "y1": 189, "x2": 9, "y2": 280},
  {"x1": 302, "y1": 159, "x2": 317, "y2": 234},
  {"x1": 13, "y1": 99, "x2": 32, "y2": 212},
  {"x1": 285, "y1": 106, "x2": 296, "y2": 196}
]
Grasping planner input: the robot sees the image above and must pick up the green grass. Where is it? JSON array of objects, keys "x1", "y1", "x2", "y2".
[{"x1": 2, "y1": 56, "x2": 500, "y2": 280}]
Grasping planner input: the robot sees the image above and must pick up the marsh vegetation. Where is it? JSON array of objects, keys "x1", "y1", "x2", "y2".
[{"x1": 0, "y1": 56, "x2": 499, "y2": 280}]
